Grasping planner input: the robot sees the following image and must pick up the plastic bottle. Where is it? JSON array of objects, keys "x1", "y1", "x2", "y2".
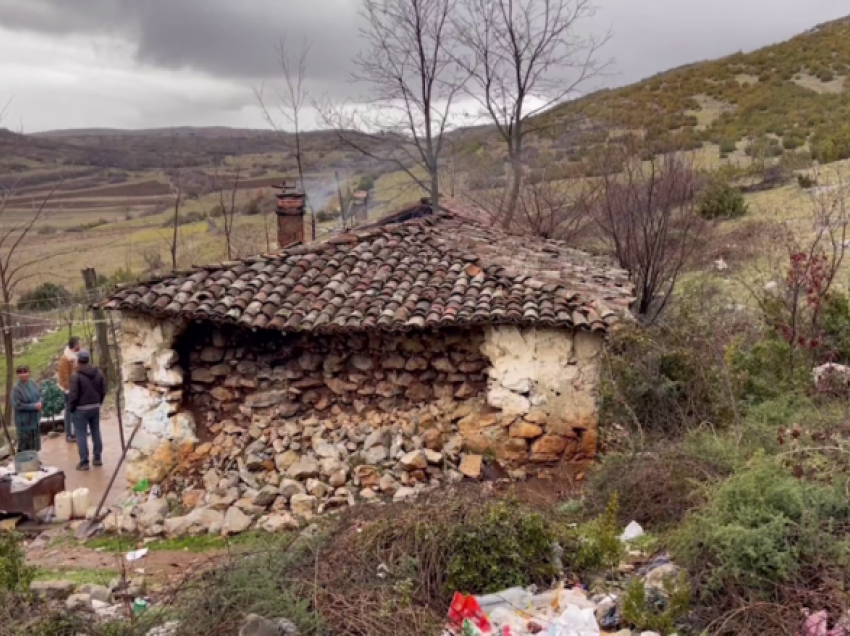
[
  {"x1": 71, "y1": 487, "x2": 90, "y2": 519},
  {"x1": 54, "y1": 491, "x2": 73, "y2": 522}
]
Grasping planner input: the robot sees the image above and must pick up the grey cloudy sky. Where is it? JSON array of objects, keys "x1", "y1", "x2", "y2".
[{"x1": 0, "y1": 0, "x2": 848, "y2": 132}]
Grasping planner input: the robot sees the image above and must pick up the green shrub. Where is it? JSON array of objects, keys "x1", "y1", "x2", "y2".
[
  {"x1": 17, "y1": 282, "x2": 73, "y2": 312},
  {"x1": 726, "y1": 331, "x2": 810, "y2": 404},
  {"x1": 797, "y1": 173, "x2": 817, "y2": 189},
  {"x1": 672, "y1": 457, "x2": 850, "y2": 598},
  {"x1": 0, "y1": 533, "x2": 34, "y2": 594},
  {"x1": 447, "y1": 501, "x2": 560, "y2": 594},
  {"x1": 169, "y1": 534, "x2": 325, "y2": 635},
  {"x1": 621, "y1": 573, "x2": 690, "y2": 634},
  {"x1": 601, "y1": 287, "x2": 740, "y2": 437},
  {"x1": 718, "y1": 139, "x2": 738, "y2": 155},
  {"x1": 820, "y1": 291, "x2": 850, "y2": 363},
  {"x1": 560, "y1": 494, "x2": 623, "y2": 575},
  {"x1": 697, "y1": 181, "x2": 749, "y2": 220},
  {"x1": 357, "y1": 174, "x2": 376, "y2": 191}
]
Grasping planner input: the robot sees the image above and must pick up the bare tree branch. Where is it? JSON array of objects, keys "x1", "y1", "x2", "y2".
[
  {"x1": 318, "y1": 0, "x2": 467, "y2": 211},
  {"x1": 455, "y1": 0, "x2": 610, "y2": 227},
  {"x1": 256, "y1": 34, "x2": 317, "y2": 240}
]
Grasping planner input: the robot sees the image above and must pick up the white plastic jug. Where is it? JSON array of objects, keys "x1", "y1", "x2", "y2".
[
  {"x1": 71, "y1": 488, "x2": 90, "y2": 519},
  {"x1": 54, "y1": 491, "x2": 73, "y2": 522}
]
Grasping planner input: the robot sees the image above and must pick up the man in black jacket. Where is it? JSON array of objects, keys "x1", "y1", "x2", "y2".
[{"x1": 69, "y1": 350, "x2": 107, "y2": 471}]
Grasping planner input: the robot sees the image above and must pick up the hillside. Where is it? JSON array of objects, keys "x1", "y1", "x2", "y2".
[{"x1": 536, "y1": 15, "x2": 850, "y2": 164}]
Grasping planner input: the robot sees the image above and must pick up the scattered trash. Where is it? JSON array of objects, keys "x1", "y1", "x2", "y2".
[
  {"x1": 619, "y1": 521, "x2": 644, "y2": 542},
  {"x1": 799, "y1": 608, "x2": 850, "y2": 636},
  {"x1": 446, "y1": 593, "x2": 492, "y2": 634},
  {"x1": 593, "y1": 594, "x2": 620, "y2": 630},
  {"x1": 126, "y1": 548, "x2": 149, "y2": 562},
  {"x1": 542, "y1": 605, "x2": 599, "y2": 636},
  {"x1": 376, "y1": 563, "x2": 389, "y2": 579},
  {"x1": 133, "y1": 597, "x2": 149, "y2": 616},
  {"x1": 444, "y1": 585, "x2": 601, "y2": 635},
  {"x1": 133, "y1": 479, "x2": 150, "y2": 494}
]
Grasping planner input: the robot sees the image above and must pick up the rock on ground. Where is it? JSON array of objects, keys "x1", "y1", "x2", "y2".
[
  {"x1": 459, "y1": 454, "x2": 483, "y2": 479},
  {"x1": 239, "y1": 613, "x2": 299, "y2": 636},
  {"x1": 222, "y1": 506, "x2": 253, "y2": 536},
  {"x1": 65, "y1": 593, "x2": 93, "y2": 611},
  {"x1": 30, "y1": 580, "x2": 75, "y2": 600}
]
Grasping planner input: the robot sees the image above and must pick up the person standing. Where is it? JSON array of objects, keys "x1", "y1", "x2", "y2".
[
  {"x1": 58, "y1": 336, "x2": 80, "y2": 442},
  {"x1": 69, "y1": 350, "x2": 107, "y2": 471},
  {"x1": 11, "y1": 365, "x2": 42, "y2": 453}
]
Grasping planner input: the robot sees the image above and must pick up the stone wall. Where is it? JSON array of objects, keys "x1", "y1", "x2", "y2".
[
  {"x1": 120, "y1": 313, "x2": 196, "y2": 484},
  {"x1": 183, "y1": 325, "x2": 489, "y2": 427},
  {"x1": 118, "y1": 313, "x2": 604, "y2": 486},
  {"x1": 481, "y1": 326, "x2": 602, "y2": 460}
]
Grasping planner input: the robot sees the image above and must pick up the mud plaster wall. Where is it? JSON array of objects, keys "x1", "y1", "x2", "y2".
[
  {"x1": 118, "y1": 313, "x2": 604, "y2": 484},
  {"x1": 120, "y1": 313, "x2": 195, "y2": 484}
]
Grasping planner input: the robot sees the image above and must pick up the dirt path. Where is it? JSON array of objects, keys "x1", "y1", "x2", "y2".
[
  {"x1": 26, "y1": 540, "x2": 226, "y2": 584},
  {"x1": 39, "y1": 410, "x2": 127, "y2": 508}
]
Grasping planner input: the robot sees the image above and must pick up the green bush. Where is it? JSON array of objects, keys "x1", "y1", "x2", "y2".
[
  {"x1": 672, "y1": 457, "x2": 850, "y2": 598},
  {"x1": 797, "y1": 173, "x2": 817, "y2": 189},
  {"x1": 820, "y1": 291, "x2": 850, "y2": 363},
  {"x1": 0, "y1": 533, "x2": 34, "y2": 594},
  {"x1": 718, "y1": 139, "x2": 738, "y2": 155},
  {"x1": 357, "y1": 174, "x2": 376, "y2": 191},
  {"x1": 621, "y1": 573, "x2": 690, "y2": 634},
  {"x1": 726, "y1": 331, "x2": 810, "y2": 404},
  {"x1": 601, "y1": 288, "x2": 739, "y2": 437},
  {"x1": 697, "y1": 181, "x2": 749, "y2": 220},
  {"x1": 447, "y1": 501, "x2": 560, "y2": 594},
  {"x1": 17, "y1": 282, "x2": 72, "y2": 312},
  {"x1": 560, "y1": 494, "x2": 623, "y2": 575},
  {"x1": 168, "y1": 534, "x2": 325, "y2": 635}
]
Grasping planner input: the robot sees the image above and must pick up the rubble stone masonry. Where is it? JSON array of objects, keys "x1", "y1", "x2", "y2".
[{"x1": 119, "y1": 311, "x2": 602, "y2": 486}]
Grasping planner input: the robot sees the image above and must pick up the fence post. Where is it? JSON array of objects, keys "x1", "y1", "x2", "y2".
[{"x1": 81, "y1": 267, "x2": 114, "y2": 382}]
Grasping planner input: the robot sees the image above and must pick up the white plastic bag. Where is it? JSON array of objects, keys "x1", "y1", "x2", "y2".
[
  {"x1": 543, "y1": 604, "x2": 600, "y2": 636},
  {"x1": 619, "y1": 520, "x2": 645, "y2": 542}
]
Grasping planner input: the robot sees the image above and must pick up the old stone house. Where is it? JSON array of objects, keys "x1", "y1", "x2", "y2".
[{"x1": 102, "y1": 193, "x2": 633, "y2": 488}]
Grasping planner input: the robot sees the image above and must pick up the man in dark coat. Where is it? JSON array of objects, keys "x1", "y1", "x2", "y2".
[
  {"x1": 69, "y1": 350, "x2": 107, "y2": 471},
  {"x1": 11, "y1": 365, "x2": 42, "y2": 452}
]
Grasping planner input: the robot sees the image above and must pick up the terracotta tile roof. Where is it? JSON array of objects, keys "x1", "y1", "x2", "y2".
[{"x1": 102, "y1": 199, "x2": 634, "y2": 334}]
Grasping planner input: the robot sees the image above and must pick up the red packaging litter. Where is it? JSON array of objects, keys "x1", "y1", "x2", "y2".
[{"x1": 447, "y1": 592, "x2": 492, "y2": 633}]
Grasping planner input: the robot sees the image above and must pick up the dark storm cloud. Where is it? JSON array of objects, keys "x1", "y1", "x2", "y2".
[
  {"x1": 0, "y1": 0, "x2": 362, "y2": 92},
  {"x1": 2, "y1": 0, "x2": 850, "y2": 130}
]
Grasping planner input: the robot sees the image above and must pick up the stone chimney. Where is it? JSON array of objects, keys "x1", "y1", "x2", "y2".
[
  {"x1": 273, "y1": 182, "x2": 305, "y2": 247},
  {"x1": 351, "y1": 190, "x2": 369, "y2": 226}
]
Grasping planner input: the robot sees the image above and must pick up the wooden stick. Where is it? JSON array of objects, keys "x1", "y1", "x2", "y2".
[
  {"x1": 106, "y1": 314, "x2": 126, "y2": 450},
  {"x1": 0, "y1": 408, "x2": 15, "y2": 457}
]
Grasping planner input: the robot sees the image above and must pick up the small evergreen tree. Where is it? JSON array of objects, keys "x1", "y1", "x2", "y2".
[{"x1": 698, "y1": 181, "x2": 749, "y2": 220}]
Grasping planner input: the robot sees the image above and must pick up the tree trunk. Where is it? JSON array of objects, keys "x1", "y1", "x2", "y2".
[
  {"x1": 1, "y1": 305, "x2": 13, "y2": 438},
  {"x1": 503, "y1": 155, "x2": 523, "y2": 231},
  {"x1": 82, "y1": 268, "x2": 114, "y2": 384},
  {"x1": 430, "y1": 173, "x2": 440, "y2": 214},
  {"x1": 171, "y1": 195, "x2": 179, "y2": 270}
]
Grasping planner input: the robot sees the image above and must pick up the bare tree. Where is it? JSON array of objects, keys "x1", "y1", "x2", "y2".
[
  {"x1": 0, "y1": 172, "x2": 63, "y2": 421},
  {"x1": 320, "y1": 0, "x2": 466, "y2": 211},
  {"x1": 455, "y1": 0, "x2": 609, "y2": 227},
  {"x1": 209, "y1": 157, "x2": 244, "y2": 260},
  {"x1": 257, "y1": 35, "x2": 316, "y2": 240},
  {"x1": 465, "y1": 159, "x2": 592, "y2": 241},
  {"x1": 163, "y1": 136, "x2": 185, "y2": 271},
  {"x1": 589, "y1": 144, "x2": 707, "y2": 322}
]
